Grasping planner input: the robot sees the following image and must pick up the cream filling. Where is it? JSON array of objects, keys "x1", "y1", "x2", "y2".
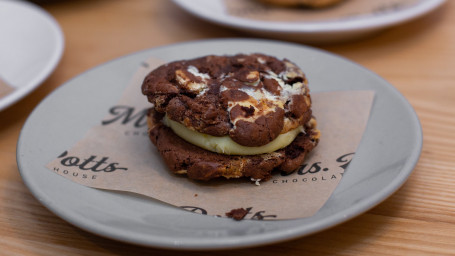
[{"x1": 163, "y1": 115, "x2": 302, "y2": 155}]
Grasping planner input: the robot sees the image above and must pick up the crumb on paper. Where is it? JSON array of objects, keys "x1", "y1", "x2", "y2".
[
  {"x1": 225, "y1": 208, "x2": 249, "y2": 221},
  {"x1": 250, "y1": 177, "x2": 261, "y2": 186}
]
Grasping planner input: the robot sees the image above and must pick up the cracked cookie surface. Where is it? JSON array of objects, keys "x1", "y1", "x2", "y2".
[{"x1": 142, "y1": 53, "x2": 313, "y2": 147}]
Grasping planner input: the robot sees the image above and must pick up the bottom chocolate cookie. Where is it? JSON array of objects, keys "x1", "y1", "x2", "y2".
[{"x1": 148, "y1": 113, "x2": 320, "y2": 181}]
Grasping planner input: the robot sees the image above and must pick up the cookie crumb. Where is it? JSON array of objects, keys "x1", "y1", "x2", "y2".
[
  {"x1": 226, "y1": 208, "x2": 249, "y2": 220},
  {"x1": 250, "y1": 177, "x2": 261, "y2": 186}
]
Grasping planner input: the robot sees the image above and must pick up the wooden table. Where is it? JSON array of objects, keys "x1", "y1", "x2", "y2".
[{"x1": 1, "y1": 0, "x2": 454, "y2": 255}]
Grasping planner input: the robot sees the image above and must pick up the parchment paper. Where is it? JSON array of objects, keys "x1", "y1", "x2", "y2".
[
  {"x1": 0, "y1": 77, "x2": 13, "y2": 98},
  {"x1": 47, "y1": 57, "x2": 374, "y2": 220}
]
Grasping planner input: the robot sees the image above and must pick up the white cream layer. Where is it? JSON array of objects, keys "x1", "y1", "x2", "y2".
[{"x1": 163, "y1": 115, "x2": 302, "y2": 155}]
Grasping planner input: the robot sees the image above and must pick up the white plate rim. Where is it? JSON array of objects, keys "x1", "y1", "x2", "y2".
[
  {"x1": 17, "y1": 38, "x2": 423, "y2": 250},
  {"x1": 172, "y1": 0, "x2": 445, "y2": 33},
  {"x1": 0, "y1": 0, "x2": 64, "y2": 111}
]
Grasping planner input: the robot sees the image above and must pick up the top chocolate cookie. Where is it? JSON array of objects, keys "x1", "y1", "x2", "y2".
[{"x1": 141, "y1": 54, "x2": 312, "y2": 147}]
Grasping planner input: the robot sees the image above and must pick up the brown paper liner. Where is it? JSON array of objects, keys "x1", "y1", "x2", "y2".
[
  {"x1": 0, "y1": 77, "x2": 14, "y2": 98},
  {"x1": 46, "y1": 57, "x2": 374, "y2": 220}
]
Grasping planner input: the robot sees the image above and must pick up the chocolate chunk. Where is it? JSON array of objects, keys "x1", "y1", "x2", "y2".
[
  {"x1": 241, "y1": 105, "x2": 255, "y2": 117},
  {"x1": 226, "y1": 208, "x2": 249, "y2": 221}
]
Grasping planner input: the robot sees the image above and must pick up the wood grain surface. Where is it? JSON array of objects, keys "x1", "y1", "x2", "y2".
[{"x1": 1, "y1": 0, "x2": 454, "y2": 255}]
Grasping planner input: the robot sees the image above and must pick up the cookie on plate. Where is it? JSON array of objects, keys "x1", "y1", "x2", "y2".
[{"x1": 142, "y1": 53, "x2": 320, "y2": 181}]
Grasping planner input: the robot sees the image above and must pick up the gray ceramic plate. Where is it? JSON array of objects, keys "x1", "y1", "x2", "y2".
[{"x1": 17, "y1": 39, "x2": 422, "y2": 250}]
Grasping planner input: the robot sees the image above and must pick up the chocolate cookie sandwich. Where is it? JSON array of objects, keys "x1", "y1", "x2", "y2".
[{"x1": 142, "y1": 54, "x2": 320, "y2": 181}]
